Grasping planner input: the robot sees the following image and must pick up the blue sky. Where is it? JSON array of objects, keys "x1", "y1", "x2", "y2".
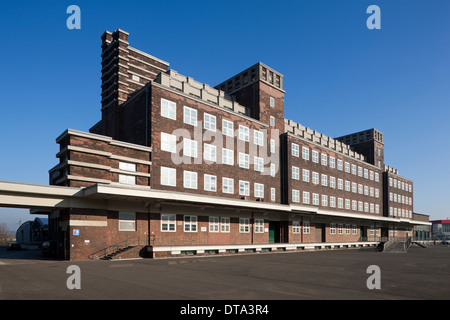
[{"x1": 0, "y1": 0, "x2": 449, "y2": 230}]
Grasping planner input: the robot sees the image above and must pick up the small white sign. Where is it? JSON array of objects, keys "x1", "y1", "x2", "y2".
[{"x1": 201, "y1": 227, "x2": 207, "y2": 232}]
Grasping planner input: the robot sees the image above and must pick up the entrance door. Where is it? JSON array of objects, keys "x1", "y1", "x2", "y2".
[
  {"x1": 360, "y1": 226, "x2": 367, "y2": 240},
  {"x1": 269, "y1": 221, "x2": 280, "y2": 244},
  {"x1": 315, "y1": 224, "x2": 325, "y2": 243}
]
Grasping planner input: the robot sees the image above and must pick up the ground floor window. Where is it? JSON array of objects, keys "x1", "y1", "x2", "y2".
[
  {"x1": 161, "y1": 214, "x2": 176, "y2": 232},
  {"x1": 119, "y1": 212, "x2": 136, "y2": 231},
  {"x1": 184, "y1": 215, "x2": 197, "y2": 232},
  {"x1": 254, "y1": 219, "x2": 264, "y2": 233},
  {"x1": 221, "y1": 217, "x2": 230, "y2": 232},
  {"x1": 239, "y1": 218, "x2": 250, "y2": 233},
  {"x1": 292, "y1": 221, "x2": 300, "y2": 234},
  {"x1": 303, "y1": 221, "x2": 310, "y2": 234}
]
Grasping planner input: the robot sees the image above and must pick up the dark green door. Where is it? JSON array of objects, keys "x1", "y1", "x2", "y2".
[{"x1": 269, "y1": 221, "x2": 280, "y2": 243}]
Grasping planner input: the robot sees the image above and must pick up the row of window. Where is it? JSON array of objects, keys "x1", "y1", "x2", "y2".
[
  {"x1": 161, "y1": 98, "x2": 276, "y2": 141},
  {"x1": 389, "y1": 177, "x2": 412, "y2": 193},
  {"x1": 161, "y1": 167, "x2": 276, "y2": 200},
  {"x1": 292, "y1": 168, "x2": 380, "y2": 198},
  {"x1": 162, "y1": 132, "x2": 277, "y2": 172},
  {"x1": 389, "y1": 192, "x2": 412, "y2": 206},
  {"x1": 292, "y1": 143, "x2": 380, "y2": 181},
  {"x1": 291, "y1": 190, "x2": 381, "y2": 213},
  {"x1": 389, "y1": 207, "x2": 413, "y2": 219},
  {"x1": 161, "y1": 214, "x2": 264, "y2": 233}
]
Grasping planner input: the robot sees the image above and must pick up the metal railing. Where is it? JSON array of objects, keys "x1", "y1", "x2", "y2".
[{"x1": 89, "y1": 234, "x2": 155, "y2": 260}]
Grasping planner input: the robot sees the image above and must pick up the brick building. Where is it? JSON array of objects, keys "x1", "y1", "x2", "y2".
[{"x1": 43, "y1": 29, "x2": 430, "y2": 260}]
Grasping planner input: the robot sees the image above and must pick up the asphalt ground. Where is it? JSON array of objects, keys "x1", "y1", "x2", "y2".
[{"x1": 0, "y1": 244, "x2": 449, "y2": 307}]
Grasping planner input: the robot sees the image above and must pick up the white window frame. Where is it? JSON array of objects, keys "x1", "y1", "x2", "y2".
[
  {"x1": 222, "y1": 119, "x2": 234, "y2": 137},
  {"x1": 204, "y1": 174, "x2": 217, "y2": 192},
  {"x1": 239, "y1": 152, "x2": 249, "y2": 169},
  {"x1": 239, "y1": 180, "x2": 250, "y2": 196},
  {"x1": 204, "y1": 143, "x2": 217, "y2": 163},
  {"x1": 254, "y1": 183, "x2": 264, "y2": 198},
  {"x1": 222, "y1": 177, "x2": 234, "y2": 194},
  {"x1": 184, "y1": 215, "x2": 197, "y2": 232},
  {"x1": 160, "y1": 167, "x2": 176, "y2": 187},
  {"x1": 254, "y1": 219, "x2": 264, "y2": 233},
  {"x1": 161, "y1": 98, "x2": 176, "y2": 120},
  {"x1": 161, "y1": 132, "x2": 176, "y2": 153},
  {"x1": 239, "y1": 218, "x2": 250, "y2": 233},
  {"x1": 161, "y1": 213, "x2": 176, "y2": 232},
  {"x1": 183, "y1": 106, "x2": 197, "y2": 126},
  {"x1": 183, "y1": 138, "x2": 198, "y2": 158},
  {"x1": 183, "y1": 170, "x2": 198, "y2": 190},
  {"x1": 204, "y1": 113, "x2": 216, "y2": 132},
  {"x1": 239, "y1": 125, "x2": 249, "y2": 142}
]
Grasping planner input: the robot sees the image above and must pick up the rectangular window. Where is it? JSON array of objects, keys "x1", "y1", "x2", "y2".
[
  {"x1": 161, "y1": 98, "x2": 176, "y2": 120},
  {"x1": 204, "y1": 143, "x2": 216, "y2": 163},
  {"x1": 329, "y1": 157, "x2": 335, "y2": 169},
  {"x1": 321, "y1": 174, "x2": 327, "y2": 187},
  {"x1": 322, "y1": 195, "x2": 328, "y2": 207},
  {"x1": 204, "y1": 113, "x2": 216, "y2": 131},
  {"x1": 254, "y1": 130, "x2": 264, "y2": 146},
  {"x1": 330, "y1": 223, "x2": 336, "y2": 234},
  {"x1": 270, "y1": 163, "x2": 276, "y2": 177},
  {"x1": 270, "y1": 139, "x2": 275, "y2": 153},
  {"x1": 239, "y1": 180, "x2": 250, "y2": 196},
  {"x1": 364, "y1": 168, "x2": 369, "y2": 179},
  {"x1": 239, "y1": 152, "x2": 249, "y2": 169},
  {"x1": 337, "y1": 159, "x2": 343, "y2": 171},
  {"x1": 337, "y1": 178, "x2": 343, "y2": 190},
  {"x1": 183, "y1": 170, "x2": 198, "y2": 189},
  {"x1": 351, "y1": 164, "x2": 356, "y2": 175},
  {"x1": 161, "y1": 213, "x2": 176, "y2": 232},
  {"x1": 338, "y1": 224, "x2": 343, "y2": 235},
  {"x1": 119, "y1": 162, "x2": 136, "y2": 172},
  {"x1": 345, "y1": 162, "x2": 350, "y2": 173},
  {"x1": 270, "y1": 116, "x2": 275, "y2": 127},
  {"x1": 254, "y1": 156, "x2": 264, "y2": 172},
  {"x1": 292, "y1": 189, "x2": 300, "y2": 203},
  {"x1": 119, "y1": 174, "x2": 136, "y2": 185},
  {"x1": 312, "y1": 172, "x2": 319, "y2": 184},
  {"x1": 302, "y1": 169, "x2": 310, "y2": 182},
  {"x1": 239, "y1": 125, "x2": 249, "y2": 142},
  {"x1": 312, "y1": 150, "x2": 319, "y2": 163},
  {"x1": 352, "y1": 200, "x2": 357, "y2": 211},
  {"x1": 161, "y1": 132, "x2": 176, "y2": 153},
  {"x1": 345, "y1": 199, "x2": 350, "y2": 210},
  {"x1": 119, "y1": 212, "x2": 136, "y2": 231},
  {"x1": 312, "y1": 193, "x2": 319, "y2": 206},
  {"x1": 222, "y1": 119, "x2": 234, "y2": 137},
  {"x1": 270, "y1": 97, "x2": 275, "y2": 108},
  {"x1": 222, "y1": 148, "x2": 234, "y2": 166},
  {"x1": 239, "y1": 218, "x2": 250, "y2": 233},
  {"x1": 330, "y1": 176, "x2": 336, "y2": 188},
  {"x1": 292, "y1": 166, "x2": 300, "y2": 180},
  {"x1": 222, "y1": 177, "x2": 234, "y2": 194},
  {"x1": 302, "y1": 191, "x2": 310, "y2": 204},
  {"x1": 183, "y1": 106, "x2": 197, "y2": 126},
  {"x1": 321, "y1": 154, "x2": 327, "y2": 166},
  {"x1": 254, "y1": 183, "x2": 264, "y2": 198},
  {"x1": 184, "y1": 215, "x2": 197, "y2": 232},
  {"x1": 209, "y1": 216, "x2": 219, "y2": 233},
  {"x1": 221, "y1": 217, "x2": 230, "y2": 232},
  {"x1": 161, "y1": 167, "x2": 176, "y2": 187},
  {"x1": 292, "y1": 221, "x2": 301, "y2": 234},
  {"x1": 292, "y1": 143, "x2": 299, "y2": 157},
  {"x1": 338, "y1": 198, "x2": 343, "y2": 209},
  {"x1": 330, "y1": 196, "x2": 336, "y2": 208},
  {"x1": 302, "y1": 147, "x2": 309, "y2": 160},
  {"x1": 271, "y1": 187, "x2": 276, "y2": 201},
  {"x1": 183, "y1": 138, "x2": 198, "y2": 158},
  {"x1": 358, "y1": 166, "x2": 363, "y2": 177},
  {"x1": 303, "y1": 221, "x2": 310, "y2": 234},
  {"x1": 204, "y1": 174, "x2": 217, "y2": 192},
  {"x1": 254, "y1": 219, "x2": 264, "y2": 233}
]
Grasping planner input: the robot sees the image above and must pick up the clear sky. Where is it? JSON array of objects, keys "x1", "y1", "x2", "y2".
[{"x1": 1, "y1": 0, "x2": 449, "y2": 231}]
